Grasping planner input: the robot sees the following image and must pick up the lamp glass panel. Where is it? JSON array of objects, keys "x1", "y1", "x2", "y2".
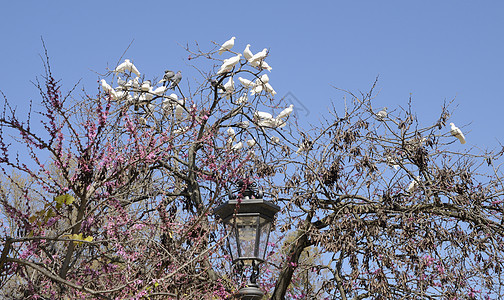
[
  {"x1": 258, "y1": 217, "x2": 272, "y2": 260},
  {"x1": 236, "y1": 215, "x2": 259, "y2": 260},
  {"x1": 225, "y1": 223, "x2": 239, "y2": 261}
]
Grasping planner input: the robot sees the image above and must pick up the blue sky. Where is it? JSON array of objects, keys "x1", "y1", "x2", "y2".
[{"x1": 1, "y1": 1, "x2": 503, "y2": 150}]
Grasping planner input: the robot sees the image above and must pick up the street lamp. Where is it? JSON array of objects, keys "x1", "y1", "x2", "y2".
[{"x1": 214, "y1": 181, "x2": 280, "y2": 300}]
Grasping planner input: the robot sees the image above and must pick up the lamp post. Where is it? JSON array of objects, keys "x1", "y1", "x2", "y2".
[{"x1": 214, "y1": 181, "x2": 280, "y2": 300}]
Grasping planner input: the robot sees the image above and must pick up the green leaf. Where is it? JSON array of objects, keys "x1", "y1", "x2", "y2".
[{"x1": 55, "y1": 194, "x2": 75, "y2": 205}]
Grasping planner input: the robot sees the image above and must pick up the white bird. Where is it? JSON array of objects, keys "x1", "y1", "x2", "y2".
[
  {"x1": 238, "y1": 77, "x2": 254, "y2": 87},
  {"x1": 152, "y1": 86, "x2": 168, "y2": 96},
  {"x1": 257, "y1": 60, "x2": 272, "y2": 72},
  {"x1": 217, "y1": 65, "x2": 233, "y2": 75},
  {"x1": 243, "y1": 44, "x2": 253, "y2": 60},
  {"x1": 236, "y1": 94, "x2": 248, "y2": 104},
  {"x1": 162, "y1": 98, "x2": 172, "y2": 114},
  {"x1": 131, "y1": 77, "x2": 140, "y2": 89},
  {"x1": 250, "y1": 75, "x2": 271, "y2": 95},
  {"x1": 250, "y1": 84, "x2": 263, "y2": 95},
  {"x1": 115, "y1": 59, "x2": 140, "y2": 76},
  {"x1": 115, "y1": 90, "x2": 129, "y2": 100},
  {"x1": 274, "y1": 118, "x2": 287, "y2": 128},
  {"x1": 116, "y1": 77, "x2": 127, "y2": 88},
  {"x1": 257, "y1": 118, "x2": 278, "y2": 128},
  {"x1": 220, "y1": 54, "x2": 242, "y2": 72},
  {"x1": 231, "y1": 141, "x2": 243, "y2": 151},
  {"x1": 376, "y1": 107, "x2": 388, "y2": 120},
  {"x1": 166, "y1": 93, "x2": 178, "y2": 102},
  {"x1": 226, "y1": 127, "x2": 236, "y2": 137},
  {"x1": 218, "y1": 37, "x2": 236, "y2": 55},
  {"x1": 249, "y1": 48, "x2": 268, "y2": 63},
  {"x1": 173, "y1": 126, "x2": 189, "y2": 134},
  {"x1": 247, "y1": 139, "x2": 256, "y2": 147},
  {"x1": 254, "y1": 111, "x2": 273, "y2": 120},
  {"x1": 276, "y1": 104, "x2": 294, "y2": 120},
  {"x1": 174, "y1": 98, "x2": 185, "y2": 120},
  {"x1": 386, "y1": 156, "x2": 400, "y2": 170},
  {"x1": 141, "y1": 80, "x2": 151, "y2": 92},
  {"x1": 407, "y1": 176, "x2": 420, "y2": 193},
  {"x1": 264, "y1": 83, "x2": 276, "y2": 96},
  {"x1": 138, "y1": 92, "x2": 153, "y2": 105},
  {"x1": 100, "y1": 79, "x2": 117, "y2": 99},
  {"x1": 101, "y1": 79, "x2": 115, "y2": 94},
  {"x1": 258, "y1": 74, "x2": 269, "y2": 84},
  {"x1": 450, "y1": 123, "x2": 466, "y2": 144},
  {"x1": 270, "y1": 136, "x2": 280, "y2": 144},
  {"x1": 236, "y1": 120, "x2": 250, "y2": 128},
  {"x1": 223, "y1": 77, "x2": 235, "y2": 99},
  {"x1": 101, "y1": 79, "x2": 112, "y2": 92}
]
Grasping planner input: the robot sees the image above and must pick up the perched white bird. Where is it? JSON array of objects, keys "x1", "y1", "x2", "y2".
[
  {"x1": 162, "y1": 98, "x2": 172, "y2": 114},
  {"x1": 116, "y1": 77, "x2": 127, "y2": 88},
  {"x1": 236, "y1": 94, "x2": 248, "y2": 104},
  {"x1": 254, "y1": 111, "x2": 273, "y2": 120},
  {"x1": 131, "y1": 77, "x2": 140, "y2": 89},
  {"x1": 238, "y1": 77, "x2": 254, "y2": 87},
  {"x1": 226, "y1": 127, "x2": 236, "y2": 137},
  {"x1": 115, "y1": 90, "x2": 129, "y2": 100},
  {"x1": 257, "y1": 118, "x2": 278, "y2": 128},
  {"x1": 217, "y1": 65, "x2": 233, "y2": 75},
  {"x1": 250, "y1": 75, "x2": 271, "y2": 95},
  {"x1": 218, "y1": 37, "x2": 236, "y2": 55},
  {"x1": 223, "y1": 77, "x2": 235, "y2": 99},
  {"x1": 250, "y1": 84, "x2": 263, "y2": 95},
  {"x1": 138, "y1": 92, "x2": 153, "y2": 105},
  {"x1": 249, "y1": 48, "x2": 268, "y2": 63},
  {"x1": 450, "y1": 123, "x2": 466, "y2": 144},
  {"x1": 226, "y1": 136, "x2": 236, "y2": 146},
  {"x1": 100, "y1": 79, "x2": 117, "y2": 99},
  {"x1": 270, "y1": 136, "x2": 280, "y2": 144},
  {"x1": 276, "y1": 104, "x2": 294, "y2": 120},
  {"x1": 243, "y1": 44, "x2": 253, "y2": 60},
  {"x1": 376, "y1": 107, "x2": 388, "y2": 120},
  {"x1": 407, "y1": 176, "x2": 420, "y2": 193},
  {"x1": 141, "y1": 80, "x2": 151, "y2": 92},
  {"x1": 257, "y1": 60, "x2": 272, "y2": 72},
  {"x1": 166, "y1": 93, "x2": 178, "y2": 102},
  {"x1": 231, "y1": 141, "x2": 243, "y2": 151},
  {"x1": 152, "y1": 86, "x2": 168, "y2": 96},
  {"x1": 246, "y1": 139, "x2": 256, "y2": 147},
  {"x1": 174, "y1": 98, "x2": 185, "y2": 120},
  {"x1": 236, "y1": 120, "x2": 250, "y2": 128},
  {"x1": 222, "y1": 54, "x2": 242, "y2": 69},
  {"x1": 264, "y1": 83, "x2": 276, "y2": 96},
  {"x1": 258, "y1": 74, "x2": 269, "y2": 84},
  {"x1": 115, "y1": 59, "x2": 140, "y2": 76},
  {"x1": 386, "y1": 156, "x2": 400, "y2": 170},
  {"x1": 274, "y1": 118, "x2": 287, "y2": 128},
  {"x1": 173, "y1": 126, "x2": 189, "y2": 134}
]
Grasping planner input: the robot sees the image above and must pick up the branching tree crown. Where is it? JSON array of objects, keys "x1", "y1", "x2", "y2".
[{"x1": 0, "y1": 39, "x2": 503, "y2": 300}]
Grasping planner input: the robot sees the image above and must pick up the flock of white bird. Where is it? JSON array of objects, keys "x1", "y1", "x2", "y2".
[
  {"x1": 103, "y1": 39, "x2": 468, "y2": 195},
  {"x1": 98, "y1": 37, "x2": 295, "y2": 154},
  {"x1": 216, "y1": 37, "x2": 294, "y2": 152}
]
